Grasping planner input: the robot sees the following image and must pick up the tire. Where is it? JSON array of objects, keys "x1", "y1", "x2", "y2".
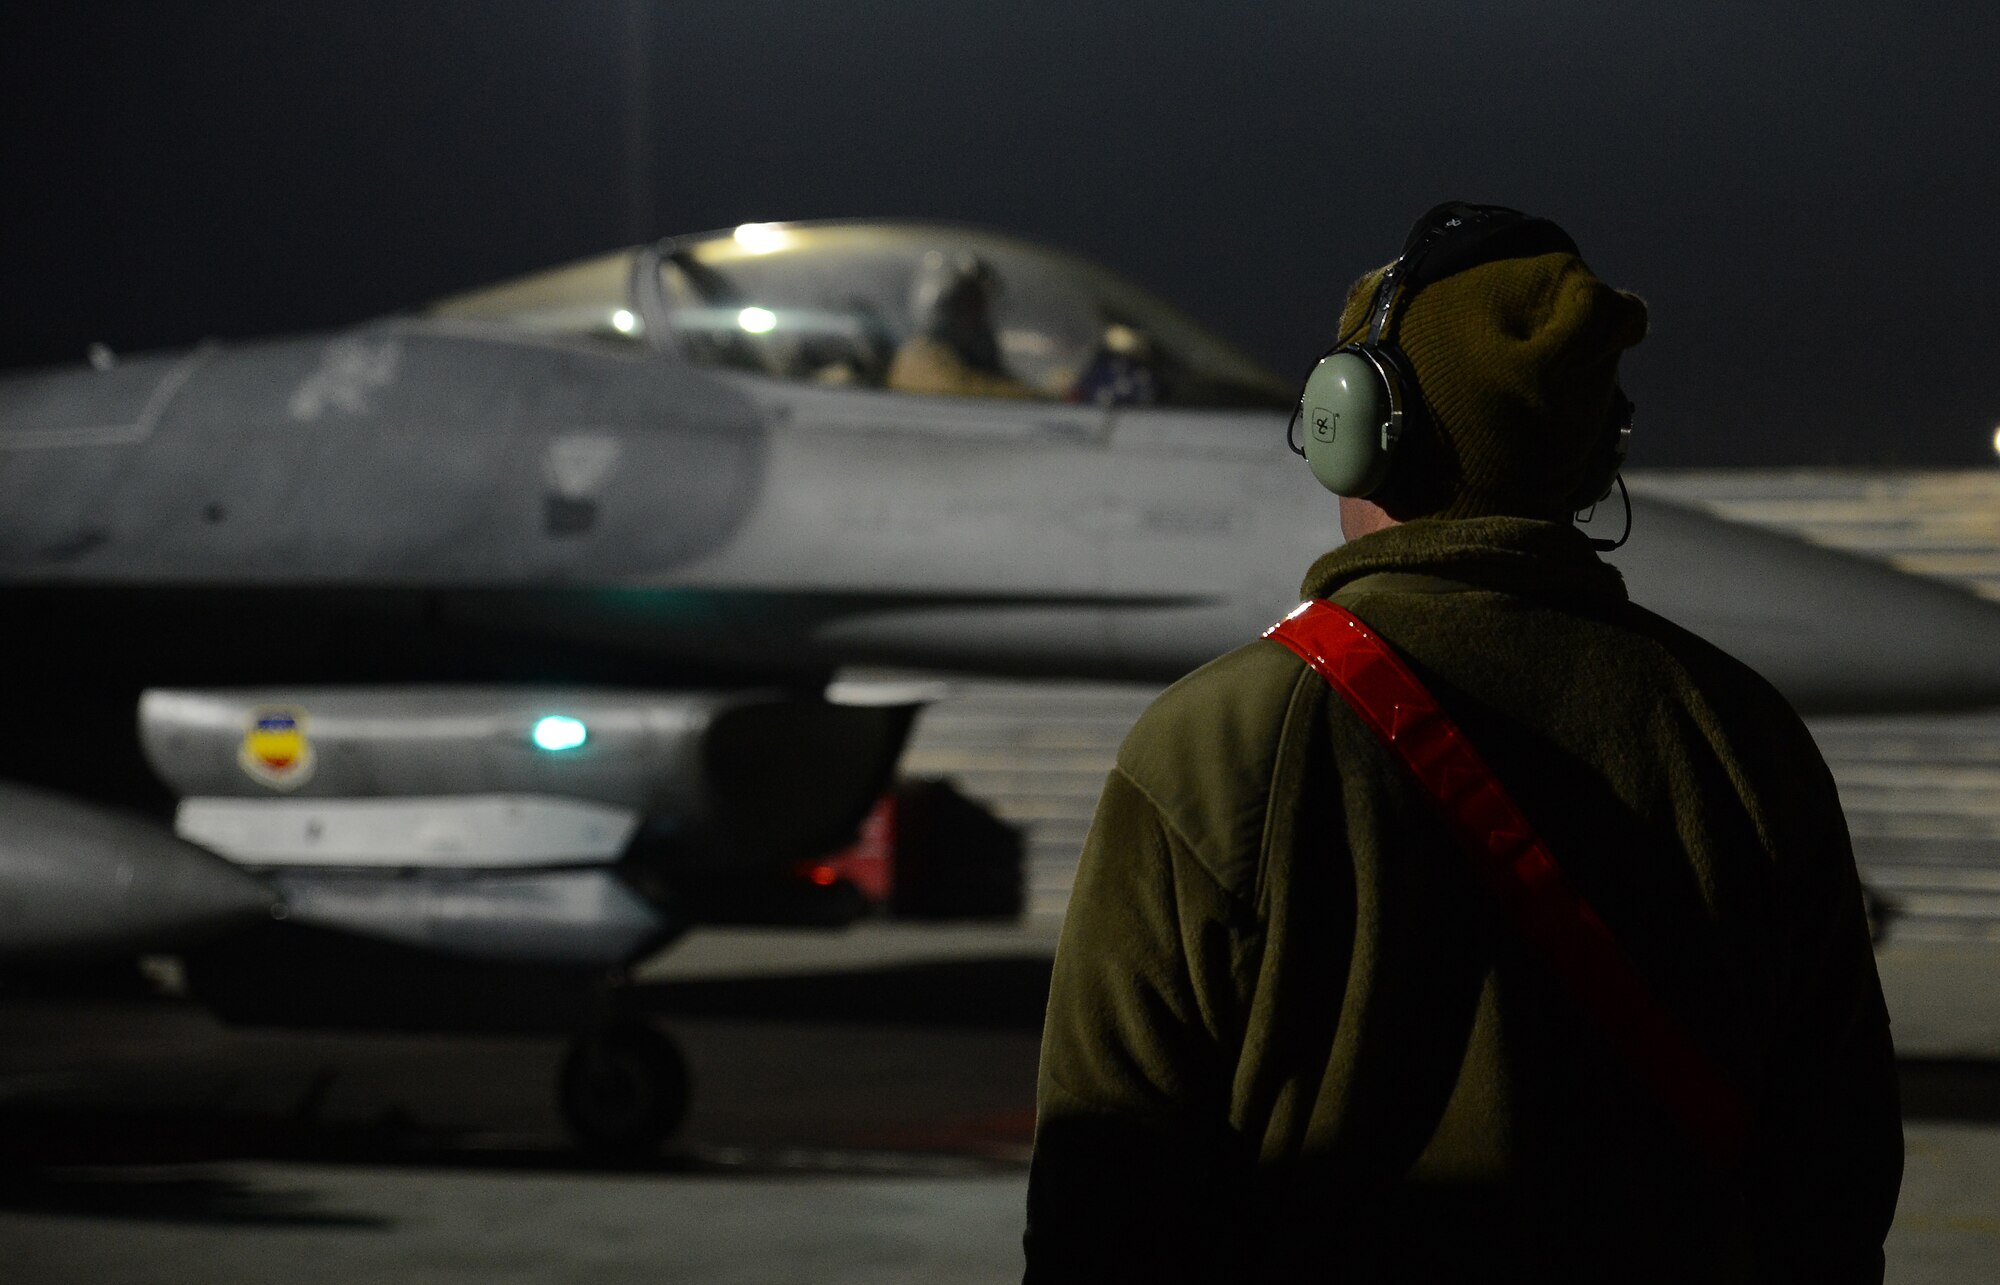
[{"x1": 558, "y1": 1020, "x2": 691, "y2": 1157}]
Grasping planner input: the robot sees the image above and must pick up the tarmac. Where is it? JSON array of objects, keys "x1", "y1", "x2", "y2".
[
  {"x1": 1, "y1": 921, "x2": 1997, "y2": 1283},
  {"x1": 0, "y1": 922, "x2": 1046, "y2": 1285}
]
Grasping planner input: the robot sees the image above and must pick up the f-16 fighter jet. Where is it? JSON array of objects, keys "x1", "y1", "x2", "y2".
[{"x1": 3, "y1": 221, "x2": 1996, "y2": 1149}]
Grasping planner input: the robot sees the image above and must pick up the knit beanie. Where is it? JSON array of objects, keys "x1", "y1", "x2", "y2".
[{"x1": 1337, "y1": 240, "x2": 1648, "y2": 521}]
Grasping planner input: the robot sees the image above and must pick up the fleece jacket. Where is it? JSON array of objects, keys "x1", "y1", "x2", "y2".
[{"x1": 1025, "y1": 516, "x2": 1901, "y2": 1284}]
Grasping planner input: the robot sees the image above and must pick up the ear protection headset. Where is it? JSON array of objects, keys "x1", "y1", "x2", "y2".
[{"x1": 1288, "y1": 203, "x2": 1635, "y2": 535}]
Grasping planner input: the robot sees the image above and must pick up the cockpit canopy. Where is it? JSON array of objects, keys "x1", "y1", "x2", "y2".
[{"x1": 425, "y1": 221, "x2": 1292, "y2": 410}]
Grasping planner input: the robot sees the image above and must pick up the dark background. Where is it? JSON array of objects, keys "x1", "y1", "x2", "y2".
[{"x1": 5, "y1": 1, "x2": 1997, "y2": 466}]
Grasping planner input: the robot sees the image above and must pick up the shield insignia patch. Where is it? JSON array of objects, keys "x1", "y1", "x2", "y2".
[{"x1": 239, "y1": 708, "x2": 315, "y2": 789}]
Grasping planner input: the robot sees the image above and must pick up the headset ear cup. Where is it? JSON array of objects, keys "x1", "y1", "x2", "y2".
[{"x1": 1300, "y1": 350, "x2": 1401, "y2": 497}]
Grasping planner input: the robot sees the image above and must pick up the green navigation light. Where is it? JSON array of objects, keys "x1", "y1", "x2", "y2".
[{"x1": 532, "y1": 715, "x2": 588, "y2": 751}]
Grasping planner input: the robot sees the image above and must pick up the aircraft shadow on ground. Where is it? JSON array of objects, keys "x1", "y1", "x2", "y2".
[
  {"x1": 0, "y1": 1161, "x2": 393, "y2": 1230},
  {"x1": 7, "y1": 1054, "x2": 1992, "y2": 1195},
  {"x1": 2, "y1": 958, "x2": 1993, "y2": 1194},
  {"x1": 0, "y1": 955, "x2": 1055, "y2": 1187},
  {"x1": 0, "y1": 1096, "x2": 1001, "y2": 1190},
  {"x1": 633, "y1": 955, "x2": 1055, "y2": 1030},
  {"x1": 0, "y1": 1098, "x2": 734, "y2": 1184}
]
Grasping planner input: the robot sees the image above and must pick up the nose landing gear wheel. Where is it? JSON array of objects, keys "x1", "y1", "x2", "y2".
[{"x1": 559, "y1": 1020, "x2": 690, "y2": 1157}]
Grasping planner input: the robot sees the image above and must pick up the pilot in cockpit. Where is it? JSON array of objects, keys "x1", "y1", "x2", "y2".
[{"x1": 887, "y1": 250, "x2": 1038, "y2": 399}]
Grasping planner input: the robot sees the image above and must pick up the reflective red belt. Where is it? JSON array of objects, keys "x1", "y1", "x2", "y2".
[{"x1": 1264, "y1": 598, "x2": 1751, "y2": 1168}]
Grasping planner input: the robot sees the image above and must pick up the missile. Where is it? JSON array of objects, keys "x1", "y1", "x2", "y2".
[{"x1": 0, "y1": 782, "x2": 277, "y2": 963}]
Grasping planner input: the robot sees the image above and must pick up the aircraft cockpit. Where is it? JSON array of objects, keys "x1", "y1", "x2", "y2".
[{"x1": 425, "y1": 221, "x2": 1293, "y2": 410}]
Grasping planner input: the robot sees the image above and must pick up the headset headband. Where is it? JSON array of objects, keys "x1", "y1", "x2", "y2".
[{"x1": 1361, "y1": 203, "x2": 1582, "y2": 350}]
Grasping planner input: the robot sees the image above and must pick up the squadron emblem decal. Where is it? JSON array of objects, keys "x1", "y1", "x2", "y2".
[{"x1": 239, "y1": 708, "x2": 315, "y2": 789}]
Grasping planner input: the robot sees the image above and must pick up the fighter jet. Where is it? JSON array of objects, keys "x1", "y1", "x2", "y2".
[{"x1": 3, "y1": 219, "x2": 1996, "y2": 1150}]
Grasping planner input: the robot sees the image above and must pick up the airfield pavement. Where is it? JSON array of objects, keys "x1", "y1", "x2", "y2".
[{"x1": 0, "y1": 920, "x2": 1997, "y2": 1284}]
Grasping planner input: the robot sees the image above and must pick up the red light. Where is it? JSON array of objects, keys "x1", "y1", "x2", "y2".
[{"x1": 805, "y1": 864, "x2": 838, "y2": 887}]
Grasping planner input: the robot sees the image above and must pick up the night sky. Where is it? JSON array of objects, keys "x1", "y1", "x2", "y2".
[{"x1": 6, "y1": 2, "x2": 1998, "y2": 467}]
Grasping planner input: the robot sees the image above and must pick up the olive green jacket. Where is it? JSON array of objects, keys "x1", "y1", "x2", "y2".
[{"x1": 1026, "y1": 517, "x2": 1900, "y2": 1283}]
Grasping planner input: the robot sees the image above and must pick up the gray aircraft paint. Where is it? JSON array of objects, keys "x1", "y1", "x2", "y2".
[
  {"x1": 3, "y1": 320, "x2": 1999, "y2": 710},
  {"x1": 142, "y1": 686, "x2": 763, "y2": 808},
  {"x1": 141, "y1": 685, "x2": 919, "y2": 874},
  {"x1": 0, "y1": 782, "x2": 276, "y2": 961},
  {"x1": 260, "y1": 867, "x2": 672, "y2": 967},
  {"x1": 0, "y1": 323, "x2": 766, "y2": 582}
]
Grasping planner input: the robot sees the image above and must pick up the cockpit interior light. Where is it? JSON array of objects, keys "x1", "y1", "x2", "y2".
[
  {"x1": 611, "y1": 308, "x2": 638, "y2": 334},
  {"x1": 737, "y1": 306, "x2": 777, "y2": 334},
  {"x1": 732, "y1": 222, "x2": 790, "y2": 255},
  {"x1": 531, "y1": 715, "x2": 588, "y2": 752}
]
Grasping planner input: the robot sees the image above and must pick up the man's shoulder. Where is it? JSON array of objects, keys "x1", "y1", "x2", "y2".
[
  {"x1": 1612, "y1": 598, "x2": 1810, "y2": 727},
  {"x1": 1594, "y1": 599, "x2": 1837, "y2": 812},
  {"x1": 1113, "y1": 637, "x2": 1317, "y2": 896},
  {"x1": 1120, "y1": 636, "x2": 1314, "y2": 780}
]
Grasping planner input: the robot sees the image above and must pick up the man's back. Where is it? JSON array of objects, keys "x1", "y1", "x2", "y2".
[{"x1": 1027, "y1": 516, "x2": 1901, "y2": 1282}]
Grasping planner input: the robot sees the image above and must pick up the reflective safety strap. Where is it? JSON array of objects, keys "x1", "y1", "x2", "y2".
[{"x1": 1264, "y1": 598, "x2": 1751, "y2": 1168}]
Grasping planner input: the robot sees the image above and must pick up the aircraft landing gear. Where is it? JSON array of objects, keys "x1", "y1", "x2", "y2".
[{"x1": 558, "y1": 1019, "x2": 691, "y2": 1157}]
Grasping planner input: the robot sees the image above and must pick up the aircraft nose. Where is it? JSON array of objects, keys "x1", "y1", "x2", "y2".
[
  {"x1": 1616, "y1": 499, "x2": 2000, "y2": 715},
  {"x1": 0, "y1": 783, "x2": 277, "y2": 963}
]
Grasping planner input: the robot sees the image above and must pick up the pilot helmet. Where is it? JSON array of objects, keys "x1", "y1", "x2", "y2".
[{"x1": 908, "y1": 249, "x2": 1005, "y2": 370}]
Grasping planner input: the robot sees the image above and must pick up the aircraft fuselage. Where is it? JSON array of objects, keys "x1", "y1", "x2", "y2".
[{"x1": 3, "y1": 320, "x2": 1998, "y2": 722}]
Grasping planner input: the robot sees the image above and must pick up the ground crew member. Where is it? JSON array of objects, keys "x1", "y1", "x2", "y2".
[{"x1": 1025, "y1": 203, "x2": 1902, "y2": 1282}]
